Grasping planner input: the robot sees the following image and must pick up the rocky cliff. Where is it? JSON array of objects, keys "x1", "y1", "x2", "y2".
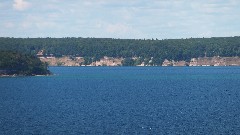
[{"x1": 40, "y1": 56, "x2": 240, "y2": 67}]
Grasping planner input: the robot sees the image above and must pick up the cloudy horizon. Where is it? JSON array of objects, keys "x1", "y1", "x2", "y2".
[{"x1": 0, "y1": 0, "x2": 240, "y2": 39}]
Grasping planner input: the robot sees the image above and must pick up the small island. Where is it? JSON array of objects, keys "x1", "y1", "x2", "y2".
[{"x1": 0, "y1": 51, "x2": 51, "y2": 77}]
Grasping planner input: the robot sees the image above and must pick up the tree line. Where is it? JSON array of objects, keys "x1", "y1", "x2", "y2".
[
  {"x1": 0, "y1": 37, "x2": 240, "y2": 65},
  {"x1": 0, "y1": 51, "x2": 50, "y2": 75}
]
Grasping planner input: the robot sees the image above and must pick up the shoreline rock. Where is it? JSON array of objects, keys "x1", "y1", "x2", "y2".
[{"x1": 40, "y1": 56, "x2": 240, "y2": 67}]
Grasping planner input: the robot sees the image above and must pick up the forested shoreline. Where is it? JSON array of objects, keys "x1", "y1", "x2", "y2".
[
  {"x1": 0, "y1": 51, "x2": 51, "y2": 76},
  {"x1": 0, "y1": 37, "x2": 240, "y2": 66}
]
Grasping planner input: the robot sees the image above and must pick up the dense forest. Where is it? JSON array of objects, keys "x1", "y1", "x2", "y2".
[
  {"x1": 0, "y1": 37, "x2": 240, "y2": 65},
  {"x1": 0, "y1": 51, "x2": 50, "y2": 76}
]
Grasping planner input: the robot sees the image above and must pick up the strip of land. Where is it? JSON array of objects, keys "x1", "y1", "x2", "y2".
[{"x1": 39, "y1": 55, "x2": 240, "y2": 66}]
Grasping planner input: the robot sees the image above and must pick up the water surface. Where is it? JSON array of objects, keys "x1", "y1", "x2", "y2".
[{"x1": 1, "y1": 67, "x2": 240, "y2": 134}]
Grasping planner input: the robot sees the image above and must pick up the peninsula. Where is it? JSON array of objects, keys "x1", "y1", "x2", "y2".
[{"x1": 0, "y1": 51, "x2": 51, "y2": 76}]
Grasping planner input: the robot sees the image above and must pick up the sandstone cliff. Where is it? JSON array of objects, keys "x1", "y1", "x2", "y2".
[{"x1": 40, "y1": 56, "x2": 240, "y2": 67}]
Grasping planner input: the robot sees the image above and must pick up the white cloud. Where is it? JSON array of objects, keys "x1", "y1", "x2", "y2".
[
  {"x1": 1, "y1": 0, "x2": 239, "y2": 38},
  {"x1": 20, "y1": 15, "x2": 59, "y2": 30},
  {"x1": 4, "y1": 22, "x2": 15, "y2": 28},
  {"x1": 104, "y1": 23, "x2": 145, "y2": 38},
  {"x1": 21, "y1": 21, "x2": 32, "y2": 28},
  {"x1": 106, "y1": 23, "x2": 130, "y2": 33},
  {"x1": 13, "y1": 0, "x2": 31, "y2": 11}
]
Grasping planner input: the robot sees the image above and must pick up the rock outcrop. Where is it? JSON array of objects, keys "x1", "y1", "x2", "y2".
[
  {"x1": 40, "y1": 56, "x2": 84, "y2": 66},
  {"x1": 39, "y1": 55, "x2": 240, "y2": 67},
  {"x1": 189, "y1": 56, "x2": 240, "y2": 66},
  {"x1": 93, "y1": 56, "x2": 123, "y2": 66},
  {"x1": 162, "y1": 59, "x2": 188, "y2": 66}
]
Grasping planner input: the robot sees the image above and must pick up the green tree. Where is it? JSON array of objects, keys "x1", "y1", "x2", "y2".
[
  {"x1": 122, "y1": 58, "x2": 135, "y2": 66},
  {"x1": 0, "y1": 51, "x2": 51, "y2": 75}
]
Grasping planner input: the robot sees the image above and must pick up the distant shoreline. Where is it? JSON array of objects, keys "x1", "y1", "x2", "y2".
[
  {"x1": 0, "y1": 69, "x2": 52, "y2": 77},
  {"x1": 39, "y1": 56, "x2": 240, "y2": 67},
  {"x1": 0, "y1": 74, "x2": 52, "y2": 77}
]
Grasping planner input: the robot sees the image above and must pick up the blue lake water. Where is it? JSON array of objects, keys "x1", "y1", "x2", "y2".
[{"x1": 1, "y1": 67, "x2": 240, "y2": 134}]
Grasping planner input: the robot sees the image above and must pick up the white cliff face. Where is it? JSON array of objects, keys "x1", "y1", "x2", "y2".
[
  {"x1": 162, "y1": 59, "x2": 187, "y2": 66},
  {"x1": 39, "y1": 55, "x2": 240, "y2": 67},
  {"x1": 189, "y1": 56, "x2": 240, "y2": 66},
  {"x1": 189, "y1": 58, "x2": 198, "y2": 66},
  {"x1": 163, "y1": 56, "x2": 240, "y2": 67},
  {"x1": 40, "y1": 56, "x2": 84, "y2": 66},
  {"x1": 162, "y1": 59, "x2": 173, "y2": 66},
  {"x1": 94, "y1": 57, "x2": 123, "y2": 66},
  {"x1": 40, "y1": 56, "x2": 123, "y2": 66}
]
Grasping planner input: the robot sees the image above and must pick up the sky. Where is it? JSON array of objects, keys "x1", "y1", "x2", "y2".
[{"x1": 0, "y1": 0, "x2": 240, "y2": 39}]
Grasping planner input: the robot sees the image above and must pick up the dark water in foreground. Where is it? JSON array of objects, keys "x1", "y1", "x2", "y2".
[{"x1": 1, "y1": 67, "x2": 240, "y2": 134}]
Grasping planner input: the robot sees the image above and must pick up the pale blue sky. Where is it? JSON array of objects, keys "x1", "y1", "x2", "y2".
[{"x1": 0, "y1": 0, "x2": 240, "y2": 39}]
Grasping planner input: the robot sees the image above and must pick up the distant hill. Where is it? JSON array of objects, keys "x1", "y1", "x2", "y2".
[
  {"x1": 0, "y1": 37, "x2": 239, "y2": 65},
  {"x1": 0, "y1": 51, "x2": 51, "y2": 76}
]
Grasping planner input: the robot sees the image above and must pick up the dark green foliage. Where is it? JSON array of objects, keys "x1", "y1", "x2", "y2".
[
  {"x1": 134, "y1": 57, "x2": 144, "y2": 66},
  {"x1": 122, "y1": 58, "x2": 135, "y2": 66},
  {"x1": 83, "y1": 57, "x2": 93, "y2": 65},
  {"x1": 0, "y1": 51, "x2": 50, "y2": 75},
  {"x1": 0, "y1": 37, "x2": 239, "y2": 65}
]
